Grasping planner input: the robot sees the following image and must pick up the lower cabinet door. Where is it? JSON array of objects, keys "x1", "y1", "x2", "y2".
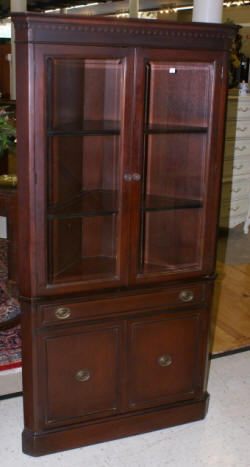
[
  {"x1": 40, "y1": 322, "x2": 121, "y2": 426},
  {"x1": 127, "y1": 309, "x2": 207, "y2": 409}
]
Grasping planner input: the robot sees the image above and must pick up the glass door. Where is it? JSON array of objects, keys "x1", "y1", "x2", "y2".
[
  {"x1": 132, "y1": 49, "x2": 217, "y2": 283},
  {"x1": 35, "y1": 46, "x2": 133, "y2": 293}
]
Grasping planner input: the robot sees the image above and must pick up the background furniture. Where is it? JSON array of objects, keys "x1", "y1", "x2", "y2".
[
  {"x1": 0, "y1": 45, "x2": 11, "y2": 99},
  {"x1": 0, "y1": 187, "x2": 18, "y2": 291},
  {"x1": 13, "y1": 13, "x2": 236, "y2": 457},
  {"x1": 220, "y1": 93, "x2": 250, "y2": 231}
]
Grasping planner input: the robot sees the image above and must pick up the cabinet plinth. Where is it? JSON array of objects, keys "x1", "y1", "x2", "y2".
[{"x1": 12, "y1": 12, "x2": 237, "y2": 457}]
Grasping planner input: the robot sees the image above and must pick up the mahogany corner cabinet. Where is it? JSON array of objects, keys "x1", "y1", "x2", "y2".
[{"x1": 12, "y1": 13, "x2": 237, "y2": 456}]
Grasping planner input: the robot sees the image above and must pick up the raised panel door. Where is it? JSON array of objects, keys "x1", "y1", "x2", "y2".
[
  {"x1": 127, "y1": 308, "x2": 208, "y2": 409},
  {"x1": 39, "y1": 322, "x2": 121, "y2": 427}
]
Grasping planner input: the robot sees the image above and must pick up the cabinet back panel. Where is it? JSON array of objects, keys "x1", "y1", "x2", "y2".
[
  {"x1": 147, "y1": 62, "x2": 210, "y2": 127},
  {"x1": 47, "y1": 58, "x2": 122, "y2": 129},
  {"x1": 48, "y1": 215, "x2": 117, "y2": 283},
  {"x1": 143, "y1": 209, "x2": 202, "y2": 270},
  {"x1": 146, "y1": 134, "x2": 205, "y2": 199},
  {"x1": 48, "y1": 136, "x2": 83, "y2": 206}
]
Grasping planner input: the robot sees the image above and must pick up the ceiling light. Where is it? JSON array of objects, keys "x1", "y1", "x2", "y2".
[{"x1": 67, "y1": 3, "x2": 99, "y2": 10}]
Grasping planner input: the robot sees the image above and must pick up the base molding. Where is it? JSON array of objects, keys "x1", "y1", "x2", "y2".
[{"x1": 22, "y1": 393, "x2": 209, "y2": 457}]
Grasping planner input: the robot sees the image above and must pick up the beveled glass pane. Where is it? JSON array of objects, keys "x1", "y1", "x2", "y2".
[
  {"x1": 141, "y1": 210, "x2": 202, "y2": 274},
  {"x1": 48, "y1": 215, "x2": 117, "y2": 283},
  {"x1": 145, "y1": 134, "x2": 205, "y2": 204},
  {"x1": 46, "y1": 57, "x2": 123, "y2": 284},
  {"x1": 138, "y1": 59, "x2": 211, "y2": 276},
  {"x1": 47, "y1": 58, "x2": 122, "y2": 131},
  {"x1": 47, "y1": 135, "x2": 119, "y2": 212},
  {"x1": 139, "y1": 132, "x2": 206, "y2": 274},
  {"x1": 146, "y1": 61, "x2": 211, "y2": 127}
]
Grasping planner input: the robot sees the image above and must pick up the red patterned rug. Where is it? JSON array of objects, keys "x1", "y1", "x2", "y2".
[{"x1": 0, "y1": 238, "x2": 21, "y2": 371}]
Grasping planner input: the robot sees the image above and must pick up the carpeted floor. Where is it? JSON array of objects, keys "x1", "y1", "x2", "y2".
[{"x1": 0, "y1": 239, "x2": 21, "y2": 372}]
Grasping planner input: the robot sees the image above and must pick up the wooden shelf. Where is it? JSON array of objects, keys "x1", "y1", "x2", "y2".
[
  {"x1": 48, "y1": 120, "x2": 120, "y2": 136},
  {"x1": 144, "y1": 194, "x2": 203, "y2": 212},
  {"x1": 48, "y1": 189, "x2": 118, "y2": 219},
  {"x1": 144, "y1": 123, "x2": 208, "y2": 134},
  {"x1": 51, "y1": 256, "x2": 116, "y2": 283}
]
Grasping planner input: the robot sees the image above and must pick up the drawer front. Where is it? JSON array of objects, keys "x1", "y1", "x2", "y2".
[
  {"x1": 127, "y1": 309, "x2": 207, "y2": 409},
  {"x1": 41, "y1": 322, "x2": 121, "y2": 426},
  {"x1": 231, "y1": 178, "x2": 250, "y2": 200},
  {"x1": 224, "y1": 140, "x2": 250, "y2": 160},
  {"x1": 228, "y1": 215, "x2": 247, "y2": 229},
  {"x1": 237, "y1": 101, "x2": 250, "y2": 120},
  {"x1": 227, "y1": 99, "x2": 250, "y2": 120},
  {"x1": 220, "y1": 198, "x2": 248, "y2": 219},
  {"x1": 225, "y1": 120, "x2": 250, "y2": 139},
  {"x1": 233, "y1": 157, "x2": 250, "y2": 177},
  {"x1": 39, "y1": 283, "x2": 206, "y2": 327},
  {"x1": 221, "y1": 178, "x2": 250, "y2": 202}
]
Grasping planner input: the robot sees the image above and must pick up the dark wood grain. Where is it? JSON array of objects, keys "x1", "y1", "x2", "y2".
[
  {"x1": 13, "y1": 13, "x2": 236, "y2": 457},
  {"x1": 22, "y1": 394, "x2": 209, "y2": 456}
]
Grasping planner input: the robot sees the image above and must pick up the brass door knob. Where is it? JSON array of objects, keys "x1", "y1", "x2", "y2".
[
  {"x1": 158, "y1": 354, "x2": 173, "y2": 367},
  {"x1": 55, "y1": 307, "x2": 71, "y2": 320},
  {"x1": 124, "y1": 173, "x2": 132, "y2": 181},
  {"x1": 179, "y1": 290, "x2": 194, "y2": 302},
  {"x1": 132, "y1": 173, "x2": 141, "y2": 181},
  {"x1": 74, "y1": 369, "x2": 90, "y2": 382}
]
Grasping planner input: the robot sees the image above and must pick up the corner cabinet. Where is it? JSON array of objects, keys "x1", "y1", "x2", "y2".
[{"x1": 12, "y1": 13, "x2": 237, "y2": 456}]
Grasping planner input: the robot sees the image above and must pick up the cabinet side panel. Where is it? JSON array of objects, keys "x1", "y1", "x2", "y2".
[
  {"x1": 16, "y1": 42, "x2": 36, "y2": 296},
  {"x1": 204, "y1": 51, "x2": 230, "y2": 272},
  {"x1": 21, "y1": 301, "x2": 41, "y2": 431}
]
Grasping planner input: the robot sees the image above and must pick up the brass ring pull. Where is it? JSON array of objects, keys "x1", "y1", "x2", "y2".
[
  {"x1": 236, "y1": 126, "x2": 248, "y2": 132},
  {"x1": 55, "y1": 307, "x2": 71, "y2": 320},
  {"x1": 158, "y1": 354, "x2": 173, "y2": 367},
  {"x1": 179, "y1": 290, "x2": 194, "y2": 302},
  {"x1": 235, "y1": 146, "x2": 246, "y2": 151},
  {"x1": 75, "y1": 369, "x2": 90, "y2": 383}
]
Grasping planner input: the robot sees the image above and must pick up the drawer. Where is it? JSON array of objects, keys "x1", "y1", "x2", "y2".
[
  {"x1": 220, "y1": 198, "x2": 248, "y2": 219},
  {"x1": 227, "y1": 99, "x2": 250, "y2": 120},
  {"x1": 38, "y1": 283, "x2": 207, "y2": 326},
  {"x1": 127, "y1": 309, "x2": 207, "y2": 409},
  {"x1": 233, "y1": 158, "x2": 250, "y2": 177},
  {"x1": 225, "y1": 120, "x2": 250, "y2": 139},
  {"x1": 221, "y1": 178, "x2": 250, "y2": 201},
  {"x1": 223, "y1": 157, "x2": 250, "y2": 179},
  {"x1": 229, "y1": 215, "x2": 247, "y2": 229},
  {"x1": 224, "y1": 140, "x2": 250, "y2": 160},
  {"x1": 40, "y1": 322, "x2": 121, "y2": 426}
]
